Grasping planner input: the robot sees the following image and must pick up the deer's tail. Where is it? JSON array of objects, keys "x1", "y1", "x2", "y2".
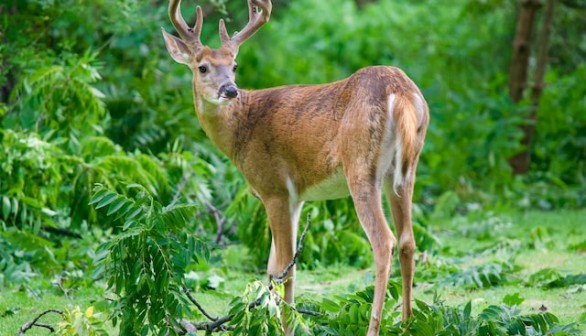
[{"x1": 391, "y1": 93, "x2": 426, "y2": 196}]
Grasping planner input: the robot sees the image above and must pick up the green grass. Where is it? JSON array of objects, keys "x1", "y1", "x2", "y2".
[
  {"x1": 0, "y1": 282, "x2": 115, "y2": 335},
  {"x1": 416, "y1": 210, "x2": 586, "y2": 324},
  {"x1": 1, "y1": 209, "x2": 585, "y2": 334}
]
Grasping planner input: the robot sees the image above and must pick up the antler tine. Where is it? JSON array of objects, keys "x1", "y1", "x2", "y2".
[
  {"x1": 219, "y1": 19, "x2": 231, "y2": 46},
  {"x1": 221, "y1": 0, "x2": 272, "y2": 54},
  {"x1": 169, "y1": 0, "x2": 203, "y2": 50}
]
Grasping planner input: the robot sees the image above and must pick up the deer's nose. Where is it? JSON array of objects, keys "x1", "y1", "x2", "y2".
[{"x1": 220, "y1": 84, "x2": 239, "y2": 99}]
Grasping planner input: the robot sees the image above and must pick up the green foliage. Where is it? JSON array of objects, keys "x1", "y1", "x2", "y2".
[
  {"x1": 568, "y1": 239, "x2": 586, "y2": 253},
  {"x1": 57, "y1": 306, "x2": 108, "y2": 336},
  {"x1": 413, "y1": 221, "x2": 441, "y2": 252},
  {"x1": 529, "y1": 63, "x2": 586, "y2": 207},
  {"x1": 442, "y1": 261, "x2": 516, "y2": 289},
  {"x1": 293, "y1": 290, "x2": 582, "y2": 335},
  {"x1": 7, "y1": 52, "x2": 106, "y2": 144},
  {"x1": 91, "y1": 184, "x2": 207, "y2": 335},
  {"x1": 414, "y1": 213, "x2": 522, "y2": 290},
  {"x1": 527, "y1": 268, "x2": 586, "y2": 290},
  {"x1": 0, "y1": 229, "x2": 42, "y2": 286},
  {"x1": 416, "y1": 252, "x2": 518, "y2": 290},
  {"x1": 477, "y1": 304, "x2": 573, "y2": 336},
  {"x1": 228, "y1": 281, "x2": 310, "y2": 335},
  {"x1": 0, "y1": 130, "x2": 74, "y2": 231},
  {"x1": 399, "y1": 297, "x2": 581, "y2": 336},
  {"x1": 0, "y1": 227, "x2": 61, "y2": 286},
  {"x1": 0, "y1": 111, "x2": 215, "y2": 284},
  {"x1": 302, "y1": 282, "x2": 401, "y2": 335},
  {"x1": 502, "y1": 293, "x2": 525, "y2": 306},
  {"x1": 460, "y1": 214, "x2": 513, "y2": 241},
  {"x1": 300, "y1": 201, "x2": 370, "y2": 269},
  {"x1": 405, "y1": 299, "x2": 478, "y2": 336}
]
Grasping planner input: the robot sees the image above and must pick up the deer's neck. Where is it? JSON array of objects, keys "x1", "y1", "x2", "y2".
[{"x1": 194, "y1": 90, "x2": 250, "y2": 161}]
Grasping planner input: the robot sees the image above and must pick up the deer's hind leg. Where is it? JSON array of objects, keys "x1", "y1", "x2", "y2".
[
  {"x1": 384, "y1": 171, "x2": 416, "y2": 321},
  {"x1": 346, "y1": 170, "x2": 396, "y2": 336}
]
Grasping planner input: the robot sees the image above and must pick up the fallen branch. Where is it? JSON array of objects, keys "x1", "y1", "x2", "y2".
[
  {"x1": 19, "y1": 309, "x2": 63, "y2": 335},
  {"x1": 181, "y1": 215, "x2": 318, "y2": 334},
  {"x1": 181, "y1": 299, "x2": 322, "y2": 334}
]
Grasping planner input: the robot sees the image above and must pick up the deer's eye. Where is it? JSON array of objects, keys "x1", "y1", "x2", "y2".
[
  {"x1": 233, "y1": 65, "x2": 238, "y2": 72},
  {"x1": 198, "y1": 65, "x2": 208, "y2": 74}
]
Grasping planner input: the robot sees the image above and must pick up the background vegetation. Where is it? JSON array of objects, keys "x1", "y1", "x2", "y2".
[{"x1": 0, "y1": 0, "x2": 584, "y2": 334}]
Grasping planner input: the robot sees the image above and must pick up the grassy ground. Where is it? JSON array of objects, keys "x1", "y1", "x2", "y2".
[
  {"x1": 1, "y1": 209, "x2": 584, "y2": 335},
  {"x1": 416, "y1": 210, "x2": 586, "y2": 324}
]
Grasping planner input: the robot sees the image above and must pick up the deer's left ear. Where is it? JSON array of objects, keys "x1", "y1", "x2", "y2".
[{"x1": 162, "y1": 28, "x2": 192, "y2": 65}]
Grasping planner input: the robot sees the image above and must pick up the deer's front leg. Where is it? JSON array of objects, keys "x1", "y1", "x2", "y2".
[{"x1": 265, "y1": 197, "x2": 302, "y2": 304}]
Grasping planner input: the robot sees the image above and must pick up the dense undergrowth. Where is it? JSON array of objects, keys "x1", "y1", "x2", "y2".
[
  {"x1": 2, "y1": 205, "x2": 584, "y2": 335},
  {"x1": 1, "y1": 0, "x2": 585, "y2": 335}
]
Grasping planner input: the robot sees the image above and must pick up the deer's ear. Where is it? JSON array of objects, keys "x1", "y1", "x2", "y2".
[{"x1": 162, "y1": 29, "x2": 192, "y2": 65}]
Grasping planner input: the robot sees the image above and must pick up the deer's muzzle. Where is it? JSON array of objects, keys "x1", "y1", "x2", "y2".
[{"x1": 219, "y1": 84, "x2": 239, "y2": 99}]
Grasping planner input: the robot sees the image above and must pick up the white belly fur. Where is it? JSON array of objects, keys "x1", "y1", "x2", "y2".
[{"x1": 300, "y1": 168, "x2": 350, "y2": 201}]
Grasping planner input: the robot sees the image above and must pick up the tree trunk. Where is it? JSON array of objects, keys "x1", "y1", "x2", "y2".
[
  {"x1": 509, "y1": 0, "x2": 555, "y2": 174},
  {"x1": 508, "y1": 0, "x2": 542, "y2": 102},
  {"x1": 508, "y1": 0, "x2": 542, "y2": 174},
  {"x1": 0, "y1": 0, "x2": 17, "y2": 104},
  {"x1": 531, "y1": 0, "x2": 555, "y2": 109}
]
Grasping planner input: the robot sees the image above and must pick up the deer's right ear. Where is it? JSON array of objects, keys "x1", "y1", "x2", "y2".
[{"x1": 162, "y1": 29, "x2": 192, "y2": 65}]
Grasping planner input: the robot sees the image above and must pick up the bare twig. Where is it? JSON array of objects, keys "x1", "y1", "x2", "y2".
[
  {"x1": 43, "y1": 226, "x2": 82, "y2": 239},
  {"x1": 181, "y1": 280, "x2": 266, "y2": 334},
  {"x1": 200, "y1": 313, "x2": 235, "y2": 333},
  {"x1": 51, "y1": 275, "x2": 73, "y2": 301},
  {"x1": 204, "y1": 200, "x2": 227, "y2": 244},
  {"x1": 30, "y1": 322, "x2": 55, "y2": 332},
  {"x1": 19, "y1": 309, "x2": 63, "y2": 335},
  {"x1": 181, "y1": 295, "x2": 281, "y2": 334},
  {"x1": 393, "y1": 302, "x2": 403, "y2": 312},
  {"x1": 169, "y1": 171, "x2": 193, "y2": 208},
  {"x1": 297, "y1": 308, "x2": 323, "y2": 317},
  {"x1": 182, "y1": 285, "x2": 218, "y2": 322}
]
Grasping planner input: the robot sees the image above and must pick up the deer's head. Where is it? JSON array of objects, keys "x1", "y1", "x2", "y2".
[{"x1": 162, "y1": 0, "x2": 271, "y2": 105}]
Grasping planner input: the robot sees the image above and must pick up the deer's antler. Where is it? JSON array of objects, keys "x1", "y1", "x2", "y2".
[
  {"x1": 169, "y1": 0, "x2": 204, "y2": 51},
  {"x1": 220, "y1": 0, "x2": 272, "y2": 54}
]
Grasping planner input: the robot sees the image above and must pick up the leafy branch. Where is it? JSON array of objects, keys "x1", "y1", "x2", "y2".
[
  {"x1": 91, "y1": 183, "x2": 201, "y2": 335},
  {"x1": 179, "y1": 215, "x2": 317, "y2": 335}
]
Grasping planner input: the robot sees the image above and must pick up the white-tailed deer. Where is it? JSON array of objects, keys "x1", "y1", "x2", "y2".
[{"x1": 162, "y1": 0, "x2": 429, "y2": 334}]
